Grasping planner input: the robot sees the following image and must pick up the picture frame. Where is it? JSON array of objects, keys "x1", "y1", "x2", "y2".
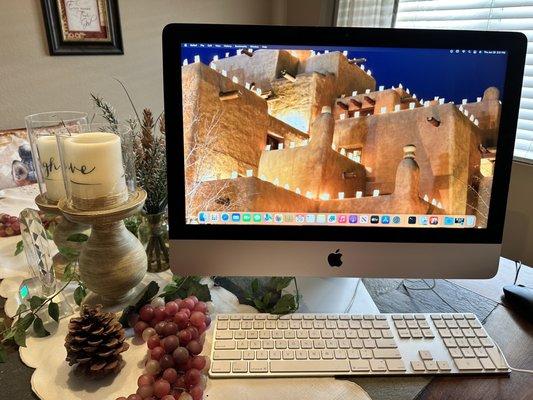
[{"x1": 41, "y1": 0, "x2": 123, "y2": 55}]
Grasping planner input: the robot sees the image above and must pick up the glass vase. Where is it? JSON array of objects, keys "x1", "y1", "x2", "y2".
[{"x1": 139, "y1": 211, "x2": 170, "y2": 272}]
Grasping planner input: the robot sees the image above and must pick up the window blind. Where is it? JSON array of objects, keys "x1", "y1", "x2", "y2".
[
  {"x1": 336, "y1": 0, "x2": 397, "y2": 28},
  {"x1": 395, "y1": 0, "x2": 533, "y2": 161}
]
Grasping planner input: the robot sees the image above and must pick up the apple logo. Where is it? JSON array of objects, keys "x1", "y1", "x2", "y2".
[{"x1": 327, "y1": 249, "x2": 343, "y2": 267}]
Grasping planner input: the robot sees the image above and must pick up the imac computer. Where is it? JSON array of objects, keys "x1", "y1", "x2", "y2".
[{"x1": 162, "y1": 24, "x2": 526, "y2": 279}]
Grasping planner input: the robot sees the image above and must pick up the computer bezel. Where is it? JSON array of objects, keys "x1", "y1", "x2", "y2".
[{"x1": 162, "y1": 23, "x2": 527, "y2": 244}]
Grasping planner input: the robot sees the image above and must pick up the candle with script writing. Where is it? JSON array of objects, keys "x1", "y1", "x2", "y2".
[
  {"x1": 36, "y1": 135, "x2": 66, "y2": 202},
  {"x1": 62, "y1": 132, "x2": 127, "y2": 210}
]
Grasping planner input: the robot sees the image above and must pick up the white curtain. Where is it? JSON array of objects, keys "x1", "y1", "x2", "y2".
[
  {"x1": 336, "y1": 0, "x2": 397, "y2": 27},
  {"x1": 395, "y1": 0, "x2": 533, "y2": 162}
]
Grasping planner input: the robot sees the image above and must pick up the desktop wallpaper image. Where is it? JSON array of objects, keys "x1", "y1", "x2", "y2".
[{"x1": 180, "y1": 44, "x2": 507, "y2": 228}]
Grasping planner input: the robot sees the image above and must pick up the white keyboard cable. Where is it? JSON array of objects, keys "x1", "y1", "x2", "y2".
[{"x1": 494, "y1": 341, "x2": 533, "y2": 375}]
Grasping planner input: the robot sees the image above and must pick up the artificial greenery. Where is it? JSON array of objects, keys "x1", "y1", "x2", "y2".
[
  {"x1": 119, "y1": 281, "x2": 160, "y2": 327},
  {"x1": 162, "y1": 276, "x2": 211, "y2": 303},
  {"x1": 1, "y1": 233, "x2": 89, "y2": 363},
  {"x1": 244, "y1": 277, "x2": 300, "y2": 314},
  {"x1": 91, "y1": 83, "x2": 167, "y2": 215}
]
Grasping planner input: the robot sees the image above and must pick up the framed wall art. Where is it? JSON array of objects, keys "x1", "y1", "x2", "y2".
[{"x1": 41, "y1": 0, "x2": 123, "y2": 55}]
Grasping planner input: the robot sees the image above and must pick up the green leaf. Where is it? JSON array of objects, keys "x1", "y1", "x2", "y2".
[
  {"x1": 29, "y1": 296, "x2": 45, "y2": 311},
  {"x1": 14, "y1": 329, "x2": 26, "y2": 347},
  {"x1": 45, "y1": 230, "x2": 53, "y2": 240},
  {"x1": 119, "y1": 281, "x2": 160, "y2": 326},
  {"x1": 253, "y1": 299, "x2": 264, "y2": 311},
  {"x1": 16, "y1": 304, "x2": 28, "y2": 316},
  {"x1": 61, "y1": 262, "x2": 75, "y2": 282},
  {"x1": 14, "y1": 241, "x2": 24, "y2": 256},
  {"x1": 33, "y1": 317, "x2": 49, "y2": 337},
  {"x1": 273, "y1": 277, "x2": 294, "y2": 292},
  {"x1": 262, "y1": 291, "x2": 272, "y2": 307},
  {"x1": 73, "y1": 285, "x2": 87, "y2": 306},
  {"x1": 186, "y1": 281, "x2": 211, "y2": 302},
  {"x1": 251, "y1": 279, "x2": 259, "y2": 294},
  {"x1": 270, "y1": 294, "x2": 297, "y2": 315},
  {"x1": 2, "y1": 327, "x2": 16, "y2": 341},
  {"x1": 0, "y1": 345, "x2": 6, "y2": 363},
  {"x1": 48, "y1": 302, "x2": 60, "y2": 322},
  {"x1": 58, "y1": 246, "x2": 79, "y2": 261},
  {"x1": 17, "y1": 313, "x2": 35, "y2": 331},
  {"x1": 67, "y1": 233, "x2": 89, "y2": 242}
]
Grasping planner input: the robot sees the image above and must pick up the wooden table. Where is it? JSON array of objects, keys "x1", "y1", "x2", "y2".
[{"x1": 363, "y1": 257, "x2": 533, "y2": 400}]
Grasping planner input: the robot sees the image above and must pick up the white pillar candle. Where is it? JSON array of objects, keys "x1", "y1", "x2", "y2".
[
  {"x1": 36, "y1": 135, "x2": 66, "y2": 202},
  {"x1": 63, "y1": 132, "x2": 126, "y2": 209}
]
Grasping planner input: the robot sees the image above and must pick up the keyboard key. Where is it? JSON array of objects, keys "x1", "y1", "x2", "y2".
[
  {"x1": 481, "y1": 338, "x2": 494, "y2": 347},
  {"x1": 468, "y1": 338, "x2": 481, "y2": 348},
  {"x1": 418, "y1": 350, "x2": 432, "y2": 360},
  {"x1": 360, "y1": 349, "x2": 373, "y2": 359},
  {"x1": 454, "y1": 358, "x2": 483, "y2": 371},
  {"x1": 213, "y1": 350, "x2": 241, "y2": 360},
  {"x1": 370, "y1": 359, "x2": 387, "y2": 372},
  {"x1": 373, "y1": 349, "x2": 401, "y2": 359},
  {"x1": 434, "y1": 320, "x2": 446, "y2": 329},
  {"x1": 474, "y1": 347, "x2": 488, "y2": 358},
  {"x1": 335, "y1": 349, "x2": 348, "y2": 359},
  {"x1": 250, "y1": 340, "x2": 261, "y2": 349},
  {"x1": 269, "y1": 349, "x2": 281, "y2": 360},
  {"x1": 262, "y1": 339, "x2": 274, "y2": 349},
  {"x1": 348, "y1": 349, "x2": 360, "y2": 359},
  {"x1": 301, "y1": 339, "x2": 313, "y2": 349},
  {"x1": 275, "y1": 339, "x2": 288, "y2": 349},
  {"x1": 218, "y1": 315, "x2": 229, "y2": 320},
  {"x1": 449, "y1": 348, "x2": 462, "y2": 358},
  {"x1": 217, "y1": 321, "x2": 229, "y2": 330},
  {"x1": 461, "y1": 348, "x2": 475, "y2": 358},
  {"x1": 215, "y1": 330, "x2": 233, "y2": 339},
  {"x1": 474, "y1": 328, "x2": 487, "y2": 338},
  {"x1": 215, "y1": 341, "x2": 236, "y2": 350},
  {"x1": 486, "y1": 347, "x2": 508, "y2": 370},
  {"x1": 351, "y1": 339, "x2": 363, "y2": 349},
  {"x1": 480, "y1": 357, "x2": 496, "y2": 370},
  {"x1": 398, "y1": 329, "x2": 410, "y2": 339},
  {"x1": 249, "y1": 361, "x2": 269, "y2": 373},
  {"x1": 231, "y1": 361, "x2": 248, "y2": 373},
  {"x1": 456, "y1": 338, "x2": 469, "y2": 348},
  {"x1": 415, "y1": 314, "x2": 426, "y2": 320},
  {"x1": 296, "y1": 349, "x2": 308, "y2": 359},
  {"x1": 339, "y1": 339, "x2": 351, "y2": 349},
  {"x1": 271, "y1": 360, "x2": 350, "y2": 373},
  {"x1": 386, "y1": 359, "x2": 406, "y2": 372},
  {"x1": 411, "y1": 329, "x2": 423, "y2": 339},
  {"x1": 382, "y1": 330, "x2": 394, "y2": 339},
  {"x1": 422, "y1": 329, "x2": 435, "y2": 338},
  {"x1": 259, "y1": 330, "x2": 271, "y2": 339},
  {"x1": 376, "y1": 339, "x2": 397, "y2": 348},
  {"x1": 436, "y1": 360, "x2": 451, "y2": 371},
  {"x1": 444, "y1": 338, "x2": 456, "y2": 348},
  {"x1": 424, "y1": 360, "x2": 438, "y2": 371},
  {"x1": 243, "y1": 350, "x2": 255, "y2": 360},
  {"x1": 284, "y1": 331, "x2": 296, "y2": 339},
  {"x1": 297, "y1": 330, "x2": 309, "y2": 339},
  {"x1": 288, "y1": 339, "x2": 300, "y2": 349},
  {"x1": 229, "y1": 321, "x2": 240, "y2": 330},
  {"x1": 282, "y1": 349, "x2": 294, "y2": 360},
  {"x1": 410, "y1": 360, "x2": 425, "y2": 372},
  {"x1": 350, "y1": 359, "x2": 370, "y2": 372},
  {"x1": 256, "y1": 350, "x2": 268, "y2": 360},
  {"x1": 363, "y1": 339, "x2": 376, "y2": 349},
  {"x1": 309, "y1": 349, "x2": 320, "y2": 359},
  {"x1": 373, "y1": 321, "x2": 389, "y2": 329},
  {"x1": 211, "y1": 361, "x2": 231, "y2": 373},
  {"x1": 321, "y1": 349, "x2": 334, "y2": 359}
]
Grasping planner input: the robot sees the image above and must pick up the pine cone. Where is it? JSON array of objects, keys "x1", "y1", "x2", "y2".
[{"x1": 65, "y1": 304, "x2": 129, "y2": 379}]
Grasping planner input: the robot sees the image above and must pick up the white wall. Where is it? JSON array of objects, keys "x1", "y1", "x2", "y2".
[{"x1": 0, "y1": 0, "x2": 279, "y2": 129}]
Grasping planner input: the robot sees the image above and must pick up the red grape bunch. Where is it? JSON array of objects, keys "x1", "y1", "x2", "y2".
[
  {"x1": 0, "y1": 213, "x2": 21, "y2": 237},
  {"x1": 0, "y1": 211, "x2": 58, "y2": 238},
  {"x1": 117, "y1": 296, "x2": 211, "y2": 400}
]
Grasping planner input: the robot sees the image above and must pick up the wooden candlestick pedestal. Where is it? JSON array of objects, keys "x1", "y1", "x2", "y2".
[
  {"x1": 35, "y1": 194, "x2": 90, "y2": 279},
  {"x1": 58, "y1": 189, "x2": 148, "y2": 307}
]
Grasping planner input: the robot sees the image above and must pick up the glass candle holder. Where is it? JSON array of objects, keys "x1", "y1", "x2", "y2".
[
  {"x1": 25, "y1": 112, "x2": 88, "y2": 204},
  {"x1": 56, "y1": 123, "x2": 136, "y2": 211}
]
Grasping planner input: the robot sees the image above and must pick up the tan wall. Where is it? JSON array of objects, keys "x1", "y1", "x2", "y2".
[{"x1": 0, "y1": 0, "x2": 280, "y2": 130}]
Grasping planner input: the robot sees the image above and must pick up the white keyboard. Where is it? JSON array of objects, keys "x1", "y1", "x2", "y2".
[{"x1": 209, "y1": 313, "x2": 510, "y2": 377}]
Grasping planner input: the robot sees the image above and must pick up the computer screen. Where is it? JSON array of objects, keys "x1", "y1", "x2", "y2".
[{"x1": 180, "y1": 42, "x2": 507, "y2": 230}]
